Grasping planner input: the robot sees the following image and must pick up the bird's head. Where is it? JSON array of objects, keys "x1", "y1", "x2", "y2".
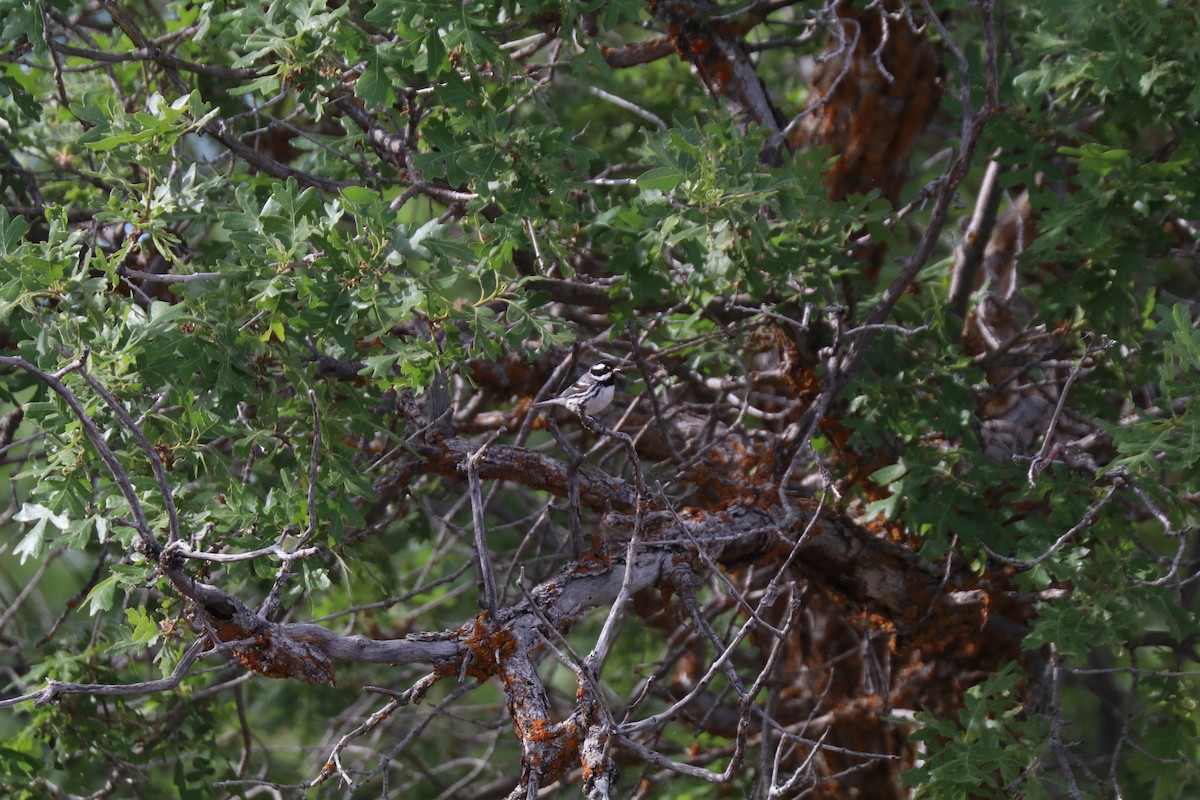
[{"x1": 589, "y1": 361, "x2": 620, "y2": 381}]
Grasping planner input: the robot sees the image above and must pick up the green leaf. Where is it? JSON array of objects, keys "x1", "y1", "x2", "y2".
[
  {"x1": 637, "y1": 166, "x2": 684, "y2": 191},
  {"x1": 85, "y1": 574, "x2": 121, "y2": 616},
  {"x1": 12, "y1": 522, "x2": 45, "y2": 565},
  {"x1": 0, "y1": 211, "x2": 31, "y2": 255},
  {"x1": 870, "y1": 461, "x2": 909, "y2": 486},
  {"x1": 260, "y1": 317, "x2": 287, "y2": 342},
  {"x1": 0, "y1": 0, "x2": 45, "y2": 53},
  {"x1": 0, "y1": 746, "x2": 40, "y2": 774},
  {"x1": 425, "y1": 30, "x2": 447, "y2": 77},
  {"x1": 357, "y1": 55, "x2": 395, "y2": 108},
  {"x1": 12, "y1": 503, "x2": 68, "y2": 563},
  {"x1": 125, "y1": 606, "x2": 161, "y2": 646}
]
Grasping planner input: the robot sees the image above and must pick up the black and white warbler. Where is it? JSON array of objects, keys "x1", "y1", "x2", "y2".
[{"x1": 533, "y1": 361, "x2": 619, "y2": 418}]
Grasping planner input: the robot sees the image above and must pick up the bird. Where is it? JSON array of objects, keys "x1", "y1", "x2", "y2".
[{"x1": 533, "y1": 361, "x2": 619, "y2": 418}]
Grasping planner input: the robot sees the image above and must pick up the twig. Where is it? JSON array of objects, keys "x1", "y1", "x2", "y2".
[
  {"x1": 616, "y1": 492, "x2": 827, "y2": 772},
  {"x1": 544, "y1": 415, "x2": 585, "y2": 555},
  {"x1": 1045, "y1": 647, "x2": 1087, "y2": 799},
  {"x1": 0, "y1": 353, "x2": 160, "y2": 556},
  {"x1": 948, "y1": 153, "x2": 1006, "y2": 317},
  {"x1": 166, "y1": 540, "x2": 320, "y2": 564},
  {"x1": 582, "y1": 504, "x2": 644, "y2": 674},
  {"x1": 842, "y1": 322, "x2": 931, "y2": 338},
  {"x1": 359, "y1": 682, "x2": 480, "y2": 788},
  {"x1": 625, "y1": 319, "x2": 683, "y2": 465},
  {"x1": 524, "y1": 218, "x2": 547, "y2": 273},
  {"x1": 518, "y1": 568, "x2": 614, "y2": 734},
  {"x1": 74, "y1": 356, "x2": 180, "y2": 544},
  {"x1": 780, "y1": 16, "x2": 861, "y2": 142},
  {"x1": 587, "y1": 86, "x2": 667, "y2": 131},
  {"x1": 52, "y1": 42, "x2": 264, "y2": 79},
  {"x1": 1028, "y1": 337, "x2": 1112, "y2": 486},
  {"x1": 749, "y1": 591, "x2": 804, "y2": 795},
  {"x1": 983, "y1": 484, "x2": 1117, "y2": 568},
  {"x1": 0, "y1": 406, "x2": 28, "y2": 453},
  {"x1": 303, "y1": 389, "x2": 321, "y2": 543},
  {"x1": 466, "y1": 428, "x2": 506, "y2": 615},
  {"x1": 118, "y1": 266, "x2": 222, "y2": 283},
  {"x1": 305, "y1": 562, "x2": 472, "y2": 623},
  {"x1": 0, "y1": 546, "x2": 66, "y2": 632},
  {"x1": 618, "y1": 595, "x2": 762, "y2": 737},
  {"x1": 1, "y1": 637, "x2": 207, "y2": 709},
  {"x1": 657, "y1": 482, "x2": 785, "y2": 638},
  {"x1": 309, "y1": 670, "x2": 449, "y2": 788},
  {"x1": 835, "y1": 0, "x2": 999, "y2": 383},
  {"x1": 35, "y1": 0, "x2": 70, "y2": 110},
  {"x1": 976, "y1": 0, "x2": 1000, "y2": 108},
  {"x1": 36, "y1": 544, "x2": 110, "y2": 646},
  {"x1": 579, "y1": 415, "x2": 645, "y2": 502},
  {"x1": 614, "y1": 733, "x2": 735, "y2": 783},
  {"x1": 259, "y1": 389, "x2": 323, "y2": 619}
]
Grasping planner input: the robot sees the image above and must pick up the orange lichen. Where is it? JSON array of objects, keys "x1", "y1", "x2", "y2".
[
  {"x1": 208, "y1": 624, "x2": 337, "y2": 686},
  {"x1": 712, "y1": 61, "x2": 734, "y2": 89},
  {"x1": 508, "y1": 700, "x2": 584, "y2": 785},
  {"x1": 460, "y1": 613, "x2": 519, "y2": 682}
]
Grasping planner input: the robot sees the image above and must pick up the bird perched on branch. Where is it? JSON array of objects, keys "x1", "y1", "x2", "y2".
[{"x1": 533, "y1": 361, "x2": 619, "y2": 418}]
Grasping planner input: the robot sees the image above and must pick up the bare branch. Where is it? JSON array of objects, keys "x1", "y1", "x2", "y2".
[
  {"x1": 2, "y1": 638, "x2": 207, "y2": 709},
  {"x1": 309, "y1": 670, "x2": 451, "y2": 788},
  {"x1": 949, "y1": 153, "x2": 1007, "y2": 317},
  {"x1": 118, "y1": 266, "x2": 222, "y2": 283},
  {"x1": 52, "y1": 41, "x2": 265, "y2": 79},
  {"x1": 466, "y1": 428, "x2": 505, "y2": 615}
]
